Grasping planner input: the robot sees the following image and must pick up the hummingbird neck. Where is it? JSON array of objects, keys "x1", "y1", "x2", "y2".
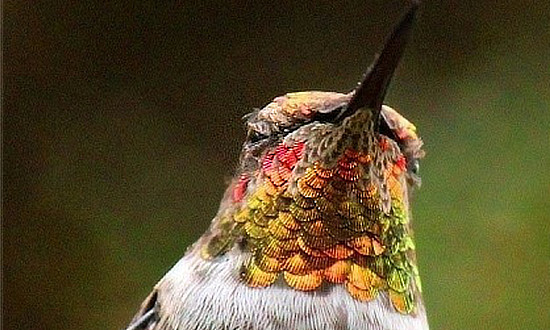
[{"x1": 200, "y1": 135, "x2": 422, "y2": 314}]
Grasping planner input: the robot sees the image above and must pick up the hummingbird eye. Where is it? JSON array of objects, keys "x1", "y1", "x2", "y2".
[
  {"x1": 409, "y1": 159, "x2": 420, "y2": 175},
  {"x1": 247, "y1": 130, "x2": 269, "y2": 143}
]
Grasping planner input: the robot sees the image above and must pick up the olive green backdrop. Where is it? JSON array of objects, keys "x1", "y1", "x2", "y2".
[{"x1": 4, "y1": 1, "x2": 549, "y2": 329}]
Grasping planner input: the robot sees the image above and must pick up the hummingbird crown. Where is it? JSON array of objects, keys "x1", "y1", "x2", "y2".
[{"x1": 198, "y1": 4, "x2": 425, "y2": 314}]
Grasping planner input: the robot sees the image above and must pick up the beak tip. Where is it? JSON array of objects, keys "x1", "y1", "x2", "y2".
[{"x1": 345, "y1": 2, "x2": 419, "y2": 119}]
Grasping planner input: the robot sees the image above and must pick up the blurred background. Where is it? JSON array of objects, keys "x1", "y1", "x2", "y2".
[{"x1": 4, "y1": 1, "x2": 550, "y2": 329}]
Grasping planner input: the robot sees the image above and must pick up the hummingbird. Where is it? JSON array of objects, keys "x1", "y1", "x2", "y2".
[{"x1": 126, "y1": 2, "x2": 428, "y2": 330}]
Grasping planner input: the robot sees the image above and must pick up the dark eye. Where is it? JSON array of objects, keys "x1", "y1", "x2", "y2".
[
  {"x1": 409, "y1": 159, "x2": 420, "y2": 175},
  {"x1": 247, "y1": 130, "x2": 269, "y2": 143}
]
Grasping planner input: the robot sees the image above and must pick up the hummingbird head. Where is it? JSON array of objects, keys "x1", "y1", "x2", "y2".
[
  {"x1": 240, "y1": 3, "x2": 423, "y2": 203},
  {"x1": 201, "y1": 3, "x2": 425, "y2": 314}
]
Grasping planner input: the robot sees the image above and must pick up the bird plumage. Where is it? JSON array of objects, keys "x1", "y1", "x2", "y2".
[{"x1": 126, "y1": 3, "x2": 429, "y2": 329}]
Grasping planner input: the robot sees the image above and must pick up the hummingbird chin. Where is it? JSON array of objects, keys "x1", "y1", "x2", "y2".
[{"x1": 126, "y1": 2, "x2": 428, "y2": 330}]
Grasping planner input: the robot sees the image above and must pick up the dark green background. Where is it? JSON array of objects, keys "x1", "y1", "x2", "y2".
[{"x1": 4, "y1": 1, "x2": 549, "y2": 329}]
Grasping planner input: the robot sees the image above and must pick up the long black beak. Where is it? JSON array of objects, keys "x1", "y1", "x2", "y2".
[{"x1": 339, "y1": 1, "x2": 418, "y2": 126}]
